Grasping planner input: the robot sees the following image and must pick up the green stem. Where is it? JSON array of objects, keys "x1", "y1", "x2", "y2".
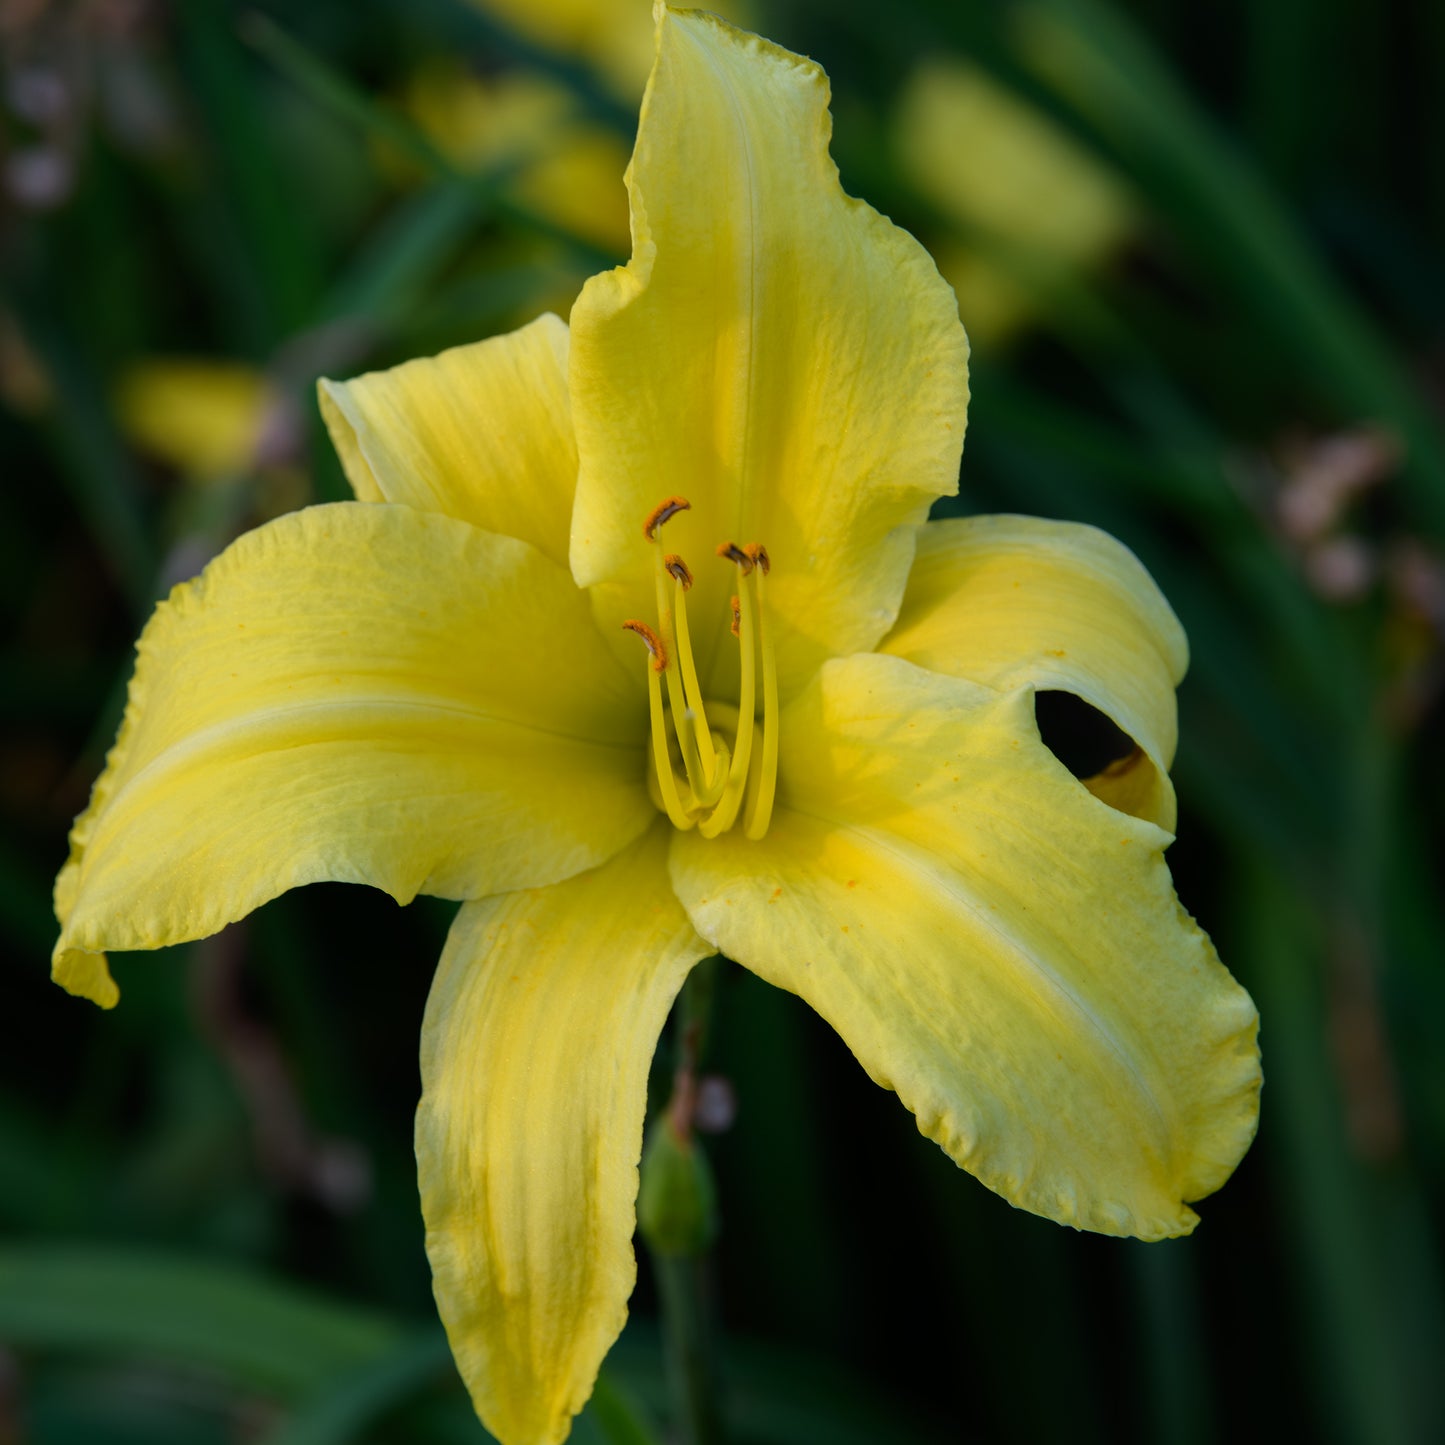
[
  {"x1": 652, "y1": 961, "x2": 725, "y2": 1445},
  {"x1": 652, "y1": 1251, "x2": 722, "y2": 1445},
  {"x1": 680, "y1": 957, "x2": 720, "y2": 1066}
]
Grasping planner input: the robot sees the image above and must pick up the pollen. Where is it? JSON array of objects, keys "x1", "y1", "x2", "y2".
[
  {"x1": 664, "y1": 554, "x2": 694, "y2": 590},
  {"x1": 621, "y1": 619, "x2": 667, "y2": 671},
  {"x1": 730, "y1": 595, "x2": 741, "y2": 637},
  {"x1": 643, "y1": 495, "x2": 691, "y2": 539},
  {"x1": 742, "y1": 542, "x2": 771, "y2": 575},
  {"x1": 716, "y1": 541, "x2": 753, "y2": 572}
]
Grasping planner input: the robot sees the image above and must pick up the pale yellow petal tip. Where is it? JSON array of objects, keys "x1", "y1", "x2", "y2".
[
  {"x1": 1180, "y1": 1003, "x2": 1264, "y2": 1203},
  {"x1": 52, "y1": 946, "x2": 120, "y2": 1010}
]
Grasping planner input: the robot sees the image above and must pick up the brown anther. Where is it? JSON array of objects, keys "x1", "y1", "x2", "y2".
[
  {"x1": 730, "y1": 595, "x2": 741, "y2": 637},
  {"x1": 742, "y1": 542, "x2": 771, "y2": 575},
  {"x1": 622, "y1": 619, "x2": 668, "y2": 671},
  {"x1": 716, "y1": 541, "x2": 753, "y2": 574},
  {"x1": 643, "y1": 496, "x2": 691, "y2": 540},
  {"x1": 664, "y1": 554, "x2": 694, "y2": 590}
]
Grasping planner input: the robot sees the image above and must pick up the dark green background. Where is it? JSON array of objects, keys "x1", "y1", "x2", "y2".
[{"x1": 3, "y1": 0, "x2": 1444, "y2": 1441}]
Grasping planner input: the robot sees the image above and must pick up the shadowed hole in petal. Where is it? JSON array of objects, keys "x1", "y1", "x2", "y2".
[{"x1": 1033, "y1": 689, "x2": 1137, "y2": 780}]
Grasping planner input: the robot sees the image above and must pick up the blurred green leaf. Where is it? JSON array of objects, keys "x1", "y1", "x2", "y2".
[
  {"x1": 1234, "y1": 857, "x2": 1418, "y2": 1445},
  {"x1": 319, "y1": 185, "x2": 482, "y2": 329},
  {"x1": 178, "y1": 0, "x2": 325, "y2": 343},
  {"x1": 587, "y1": 1375, "x2": 664, "y2": 1445},
  {"x1": 238, "y1": 13, "x2": 614, "y2": 272},
  {"x1": 1012, "y1": 0, "x2": 1445, "y2": 533},
  {"x1": 259, "y1": 1331, "x2": 459, "y2": 1445},
  {"x1": 0, "y1": 1246, "x2": 397, "y2": 1396},
  {"x1": 10, "y1": 308, "x2": 156, "y2": 614}
]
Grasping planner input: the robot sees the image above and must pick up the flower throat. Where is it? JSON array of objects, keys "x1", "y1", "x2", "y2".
[{"x1": 623, "y1": 496, "x2": 778, "y2": 839}]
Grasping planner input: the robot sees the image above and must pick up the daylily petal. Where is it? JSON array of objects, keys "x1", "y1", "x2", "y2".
[
  {"x1": 882, "y1": 514, "x2": 1187, "y2": 829},
  {"x1": 318, "y1": 313, "x2": 576, "y2": 567},
  {"x1": 569, "y1": 6, "x2": 971, "y2": 695},
  {"x1": 54, "y1": 502, "x2": 650, "y2": 1008},
  {"x1": 670, "y1": 654, "x2": 1259, "y2": 1239},
  {"x1": 417, "y1": 821, "x2": 709, "y2": 1445}
]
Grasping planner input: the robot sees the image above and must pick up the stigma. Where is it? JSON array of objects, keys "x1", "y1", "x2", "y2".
[{"x1": 622, "y1": 497, "x2": 780, "y2": 840}]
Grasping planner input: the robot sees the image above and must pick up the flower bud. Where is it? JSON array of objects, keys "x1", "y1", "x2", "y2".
[{"x1": 637, "y1": 1116, "x2": 718, "y2": 1258}]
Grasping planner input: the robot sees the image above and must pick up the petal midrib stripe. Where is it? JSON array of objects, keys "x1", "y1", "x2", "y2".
[
  {"x1": 783, "y1": 803, "x2": 1173, "y2": 1144},
  {"x1": 100, "y1": 693, "x2": 643, "y2": 824}
]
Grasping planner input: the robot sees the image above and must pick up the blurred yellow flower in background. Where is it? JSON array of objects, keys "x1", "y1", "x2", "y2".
[
  {"x1": 469, "y1": 0, "x2": 752, "y2": 98},
  {"x1": 896, "y1": 58, "x2": 1134, "y2": 347},
  {"x1": 403, "y1": 64, "x2": 632, "y2": 257},
  {"x1": 398, "y1": 0, "x2": 754, "y2": 317},
  {"x1": 115, "y1": 359, "x2": 274, "y2": 482}
]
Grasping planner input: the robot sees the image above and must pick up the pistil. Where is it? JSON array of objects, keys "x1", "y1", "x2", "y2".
[
  {"x1": 699, "y1": 548, "x2": 758, "y2": 839},
  {"x1": 741, "y1": 544, "x2": 778, "y2": 841}
]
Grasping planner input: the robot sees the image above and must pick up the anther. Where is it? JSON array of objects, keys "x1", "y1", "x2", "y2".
[
  {"x1": 664, "y1": 554, "x2": 694, "y2": 590},
  {"x1": 730, "y1": 595, "x2": 741, "y2": 637},
  {"x1": 716, "y1": 541, "x2": 753, "y2": 573},
  {"x1": 622, "y1": 619, "x2": 667, "y2": 671},
  {"x1": 643, "y1": 496, "x2": 691, "y2": 540},
  {"x1": 742, "y1": 543, "x2": 771, "y2": 575}
]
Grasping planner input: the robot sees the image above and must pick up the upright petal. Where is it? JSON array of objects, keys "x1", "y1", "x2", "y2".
[
  {"x1": 54, "y1": 503, "x2": 651, "y2": 1008},
  {"x1": 318, "y1": 313, "x2": 576, "y2": 567},
  {"x1": 883, "y1": 515, "x2": 1187, "y2": 829},
  {"x1": 418, "y1": 822, "x2": 710, "y2": 1445},
  {"x1": 569, "y1": 6, "x2": 970, "y2": 694},
  {"x1": 670, "y1": 654, "x2": 1259, "y2": 1239}
]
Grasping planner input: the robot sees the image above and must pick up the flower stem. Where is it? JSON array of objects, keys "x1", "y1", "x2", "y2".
[
  {"x1": 654, "y1": 1250, "x2": 722, "y2": 1445},
  {"x1": 644, "y1": 961, "x2": 725, "y2": 1445}
]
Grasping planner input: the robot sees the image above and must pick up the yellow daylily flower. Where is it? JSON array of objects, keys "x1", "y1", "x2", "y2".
[
  {"x1": 895, "y1": 58, "x2": 1135, "y2": 347},
  {"x1": 52, "y1": 10, "x2": 1260, "y2": 1444}
]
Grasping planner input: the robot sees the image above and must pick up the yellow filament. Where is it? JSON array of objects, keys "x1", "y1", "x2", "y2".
[
  {"x1": 743, "y1": 561, "x2": 779, "y2": 841},
  {"x1": 645, "y1": 662, "x2": 695, "y2": 831},
  {"x1": 652, "y1": 562, "x2": 708, "y2": 797},
  {"x1": 699, "y1": 566, "x2": 757, "y2": 839},
  {"x1": 699, "y1": 734, "x2": 732, "y2": 809},
  {"x1": 672, "y1": 575, "x2": 721, "y2": 786}
]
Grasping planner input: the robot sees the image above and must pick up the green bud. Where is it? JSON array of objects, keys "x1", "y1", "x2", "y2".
[{"x1": 637, "y1": 1116, "x2": 719, "y2": 1258}]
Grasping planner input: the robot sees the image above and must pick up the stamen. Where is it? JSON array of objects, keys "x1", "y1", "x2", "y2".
[
  {"x1": 621, "y1": 619, "x2": 666, "y2": 671},
  {"x1": 625, "y1": 621, "x2": 695, "y2": 831},
  {"x1": 700, "y1": 551, "x2": 758, "y2": 838},
  {"x1": 632, "y1": 512, "x2": 778, "y2": 839},
  {"x1": 670, "y1": 569, "x2": 725, "y2": 805},
  {"x1": 649, "y1": 550, "x2": 728, "y2": 807},
  {"x1": 743, "y1": 555, "x2": 779, "y2": 841},
  {"x1": 716, "y1": 540, "x2": 753, "y2": 573},
  {"x1": 650, "y1": 553, "x2": 709, "y2": 797},
  {"x1": 644, "y1": 495, "x2": 691, "y2": 540}
]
